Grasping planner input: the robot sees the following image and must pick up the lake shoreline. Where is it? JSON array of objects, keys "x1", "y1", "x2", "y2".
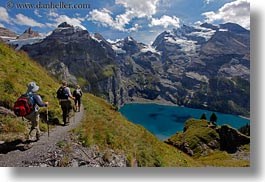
[
  {"x1": 119, "y1": 103, "x2": 250, "y2": 140},
  {"x1": 123, "y1": 97, "x2": 177, "y2": 107},
  {"x1": 121, "y1": 98, "x2": 250, "y2": 118}
]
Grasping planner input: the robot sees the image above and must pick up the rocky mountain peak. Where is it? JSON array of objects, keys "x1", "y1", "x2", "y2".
[
  {"x1": 114, "y1": 36, "x2": 145, "y2": 55},
  {"x1": 219, "y1": 22, "x2": 249, "y2": 34},
  {"x1": 124, "y1": 36, "x2": 136, "y2": 43},
  {"x1": 173, "y1": 24, "x2": 197, "y2": 36},
  {"x1": 17, "y1": 27, "x2": 40, "y2": 39},
  {"x1": 200, "y1": 22, "x2": 219, "y2": 31},
  {"x1": 58, "y1": 22, "x2": 73, "y2": 28},
  {"x1": 0, "y1": 27, "x2": 17, "y2": 41}
]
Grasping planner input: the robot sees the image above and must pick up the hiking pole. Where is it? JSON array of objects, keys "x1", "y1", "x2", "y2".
[{"x1": 47, "y1": 106, "x2": 49, "y2": 138}]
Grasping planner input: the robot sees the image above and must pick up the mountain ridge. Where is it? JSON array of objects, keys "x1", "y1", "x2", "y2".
[{"x1": 4, "y1": 22, "x2": 250, "y2": 117}]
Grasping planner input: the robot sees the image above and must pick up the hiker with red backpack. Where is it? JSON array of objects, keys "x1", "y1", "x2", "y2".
[
  {"x1": 14, "y1": 82, "x2": 48, "y2": 141},
  {"x1": 57, "y1": 81, "x2": 75, "y2": 126}
]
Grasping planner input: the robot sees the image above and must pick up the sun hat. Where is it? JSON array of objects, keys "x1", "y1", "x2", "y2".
[{"x1": 27, "y1": 82, "x2": 39, "y2": 92}]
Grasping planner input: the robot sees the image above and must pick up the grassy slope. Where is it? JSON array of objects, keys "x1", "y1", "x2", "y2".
[
  {"x1": 0, "y1": 43, "x2": 61, "y2": 141},
  {"x1": 0, "y1": 43, "x2": 198, "y2": 167},
  {"x1": 74, "y1": 94, "x2": 199, "y2": 167}
]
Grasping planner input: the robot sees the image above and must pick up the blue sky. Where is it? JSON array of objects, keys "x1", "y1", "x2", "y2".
[{"x1": 0, "y1": 0, "x2": 250, "y2": 44}]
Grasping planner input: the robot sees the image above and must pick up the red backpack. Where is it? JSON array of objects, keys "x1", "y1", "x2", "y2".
[{"x1": 13, "y1": 94, "x2": 35, "y2": 117}]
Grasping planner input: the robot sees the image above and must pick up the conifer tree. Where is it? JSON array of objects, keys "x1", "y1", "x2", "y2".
[
  {"x1": 210, "y1": 113, "x2": 217, "y2": 125},
  {"x1": 200, "y1": 113, "x2": 207, "y2": 120}
]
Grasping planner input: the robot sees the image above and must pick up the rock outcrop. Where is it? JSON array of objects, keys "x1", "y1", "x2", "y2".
[
  {"x1": 165, "y1": 119, "x2": 250, "y2": 157},
  {"x1": 17, "y1": 28, "x2": 40, "y2": 39},
  {"x1": 217, "y1": 124, "x2": 250, "y2": 153}
]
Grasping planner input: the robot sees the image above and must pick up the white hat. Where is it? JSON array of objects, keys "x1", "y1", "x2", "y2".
[{"x1": 27, "y1": 82, "x2": 39, "y2": 92}]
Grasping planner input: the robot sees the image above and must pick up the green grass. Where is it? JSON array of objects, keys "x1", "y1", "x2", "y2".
[
  {"x1": 73, "y1": 94, "x2": 199, "y2": 167},
  {"x1": 0, "y1": 43, "x2": 62, "y2": 141},
  {"x1": 197, "y1": 150, "x2": 250, "y2": 167},
  {"x1": 167, "y1": 119, "x2": 220, "y2": 157},
  {"x1": 0, "y1": 115, "x2": 28, "y2": 142}
]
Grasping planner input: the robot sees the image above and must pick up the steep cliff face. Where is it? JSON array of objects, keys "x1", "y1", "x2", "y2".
[
  {"x1": 21, "y1": 22, "x2": 125, "y2": 105},
  {"x1": 18, "y1": 22, "x2": 249, "y2": 116},
  {"x1": 217, "y1": 124, "x2": 250, "y2": 153}
]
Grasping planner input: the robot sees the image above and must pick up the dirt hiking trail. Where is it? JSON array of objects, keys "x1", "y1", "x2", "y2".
[{"x1": 0, "y1": 107, "x2": 84, "y2": 167}]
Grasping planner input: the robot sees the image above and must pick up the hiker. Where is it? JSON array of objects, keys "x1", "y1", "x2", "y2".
[
  {"x1": 57, "y1": 81, "x2": 75, "y2": 126},
  {"x1": 25, "y1": 82, "x2": 48, "y2": 141},
  {"x1": 72, "y1": 85, "x2": 83, "y2": 112}
]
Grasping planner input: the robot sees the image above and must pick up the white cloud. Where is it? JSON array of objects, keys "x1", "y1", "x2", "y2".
[
  {"x1": 0, "y1": 23, "x2": 4, "y2": 27},
  {"x1": 115, "y1": 0, "x2": 159, "y2": 18},
  {"x1": 89, "y1": 8, "x2": 138, "y2": 31},
  {"x1": 47, "y1": 10, "x2": 59, "y2": 18},
  {"x1": 204, "y1": 0, "x2": 215, "y2": 4},
  {"x1": 89, "y1": 9, "x2": 114, "y2": 28},
  {"x1": 0, "y1": 7, "x2": 45, "y2": 28},
  {"x1": 34, "y1": 9, "x2": 42, "y2": 18},
  {"x1": 47, "y1": 14, "x2": 86, "y2": 30},
  {"x1": 88, "y1": 0, "x2": 159, "y2": 32},
  {"x1": 45, "y1": 10, "x2": 86, "y2": 29},
  {"x1": 0, "y1": 7, "x2": 11, "y2": 23},
  {"x1": 149, "y1": 15, "x2": 181, "y2": 28},
  {"x1": 15, "y1": 14, "x2": 45, "y2": 28},
  {"x1": 202, "y1": 0, "x2": 250, "y2": 29}
]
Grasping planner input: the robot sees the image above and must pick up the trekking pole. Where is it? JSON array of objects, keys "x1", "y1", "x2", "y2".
[
  {"x1": 73, "y1": 107, "x2": 75, "y2": 123},
  {"x1": 47, "y1": 106, "x2": 49, "y2": 138}
]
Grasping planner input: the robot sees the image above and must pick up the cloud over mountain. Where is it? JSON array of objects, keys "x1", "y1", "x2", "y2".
[
  {"x1": 202, "y1": 0, "x2": 250, "y2": 29},
  {"x1": 88, "y1": 0, "x2": 159, "y2": 32},
  {"x1": 149, "y1": 15, "x2": 180, "y2": 28},
  {"x1": 0, "y1": 7, "x2": 12, "y2": 23},
  {"x1": 15, "y1": 13, "x2": 45, "y2": 28}
]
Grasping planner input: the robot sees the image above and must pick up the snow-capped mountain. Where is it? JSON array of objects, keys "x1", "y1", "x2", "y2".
[{"x1": 1, "y1": 22, "x2": 250, "y2": 116}]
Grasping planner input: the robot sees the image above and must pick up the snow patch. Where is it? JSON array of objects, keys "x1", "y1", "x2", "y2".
[
  {"x1": 112, "y1": 44, "x2": 126, "y2": 54},
  {"x1": 164, "y1": 36, "x2": 197, "y2": 53},
  {"x1": 0, "y1": 36, "x2": 16, "y2": 40},
  {"x1": 219, "y1": 29, "x2": 228, "y2": 32},
  {"x1": 189, "y1": 26, "x2": 216, "y2": 41},
  {"x1": 8, "y1": 37, "x2": 45, "y2": 50},
  {"x1": 90, "y1": 34, "x2": 102, "y2": 43},
  {"x1": 188, "y1": 29, "x2": 216, "y2": 41},
  {"x1": 185, "y1": 72, "x2": 209, "y2": 83},
  {"x1": 141, "y1": 45, "x2": 161, "y2": 55}
]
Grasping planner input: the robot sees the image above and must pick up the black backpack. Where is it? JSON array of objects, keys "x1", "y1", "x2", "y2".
[
  {"x1": 57, "y1": 86, "x2": 68, "y2": 99},
  {"x1": 13, "y1": 93, "x2": 35, "y2": 117},
  {"x1": 74, "y1": 89, "x2": 82, "y2": 98}
]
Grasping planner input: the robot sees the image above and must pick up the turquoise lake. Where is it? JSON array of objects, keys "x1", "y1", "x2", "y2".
[{"x1": 119, "y1": 103, "x2": 250, "y2": 141}]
